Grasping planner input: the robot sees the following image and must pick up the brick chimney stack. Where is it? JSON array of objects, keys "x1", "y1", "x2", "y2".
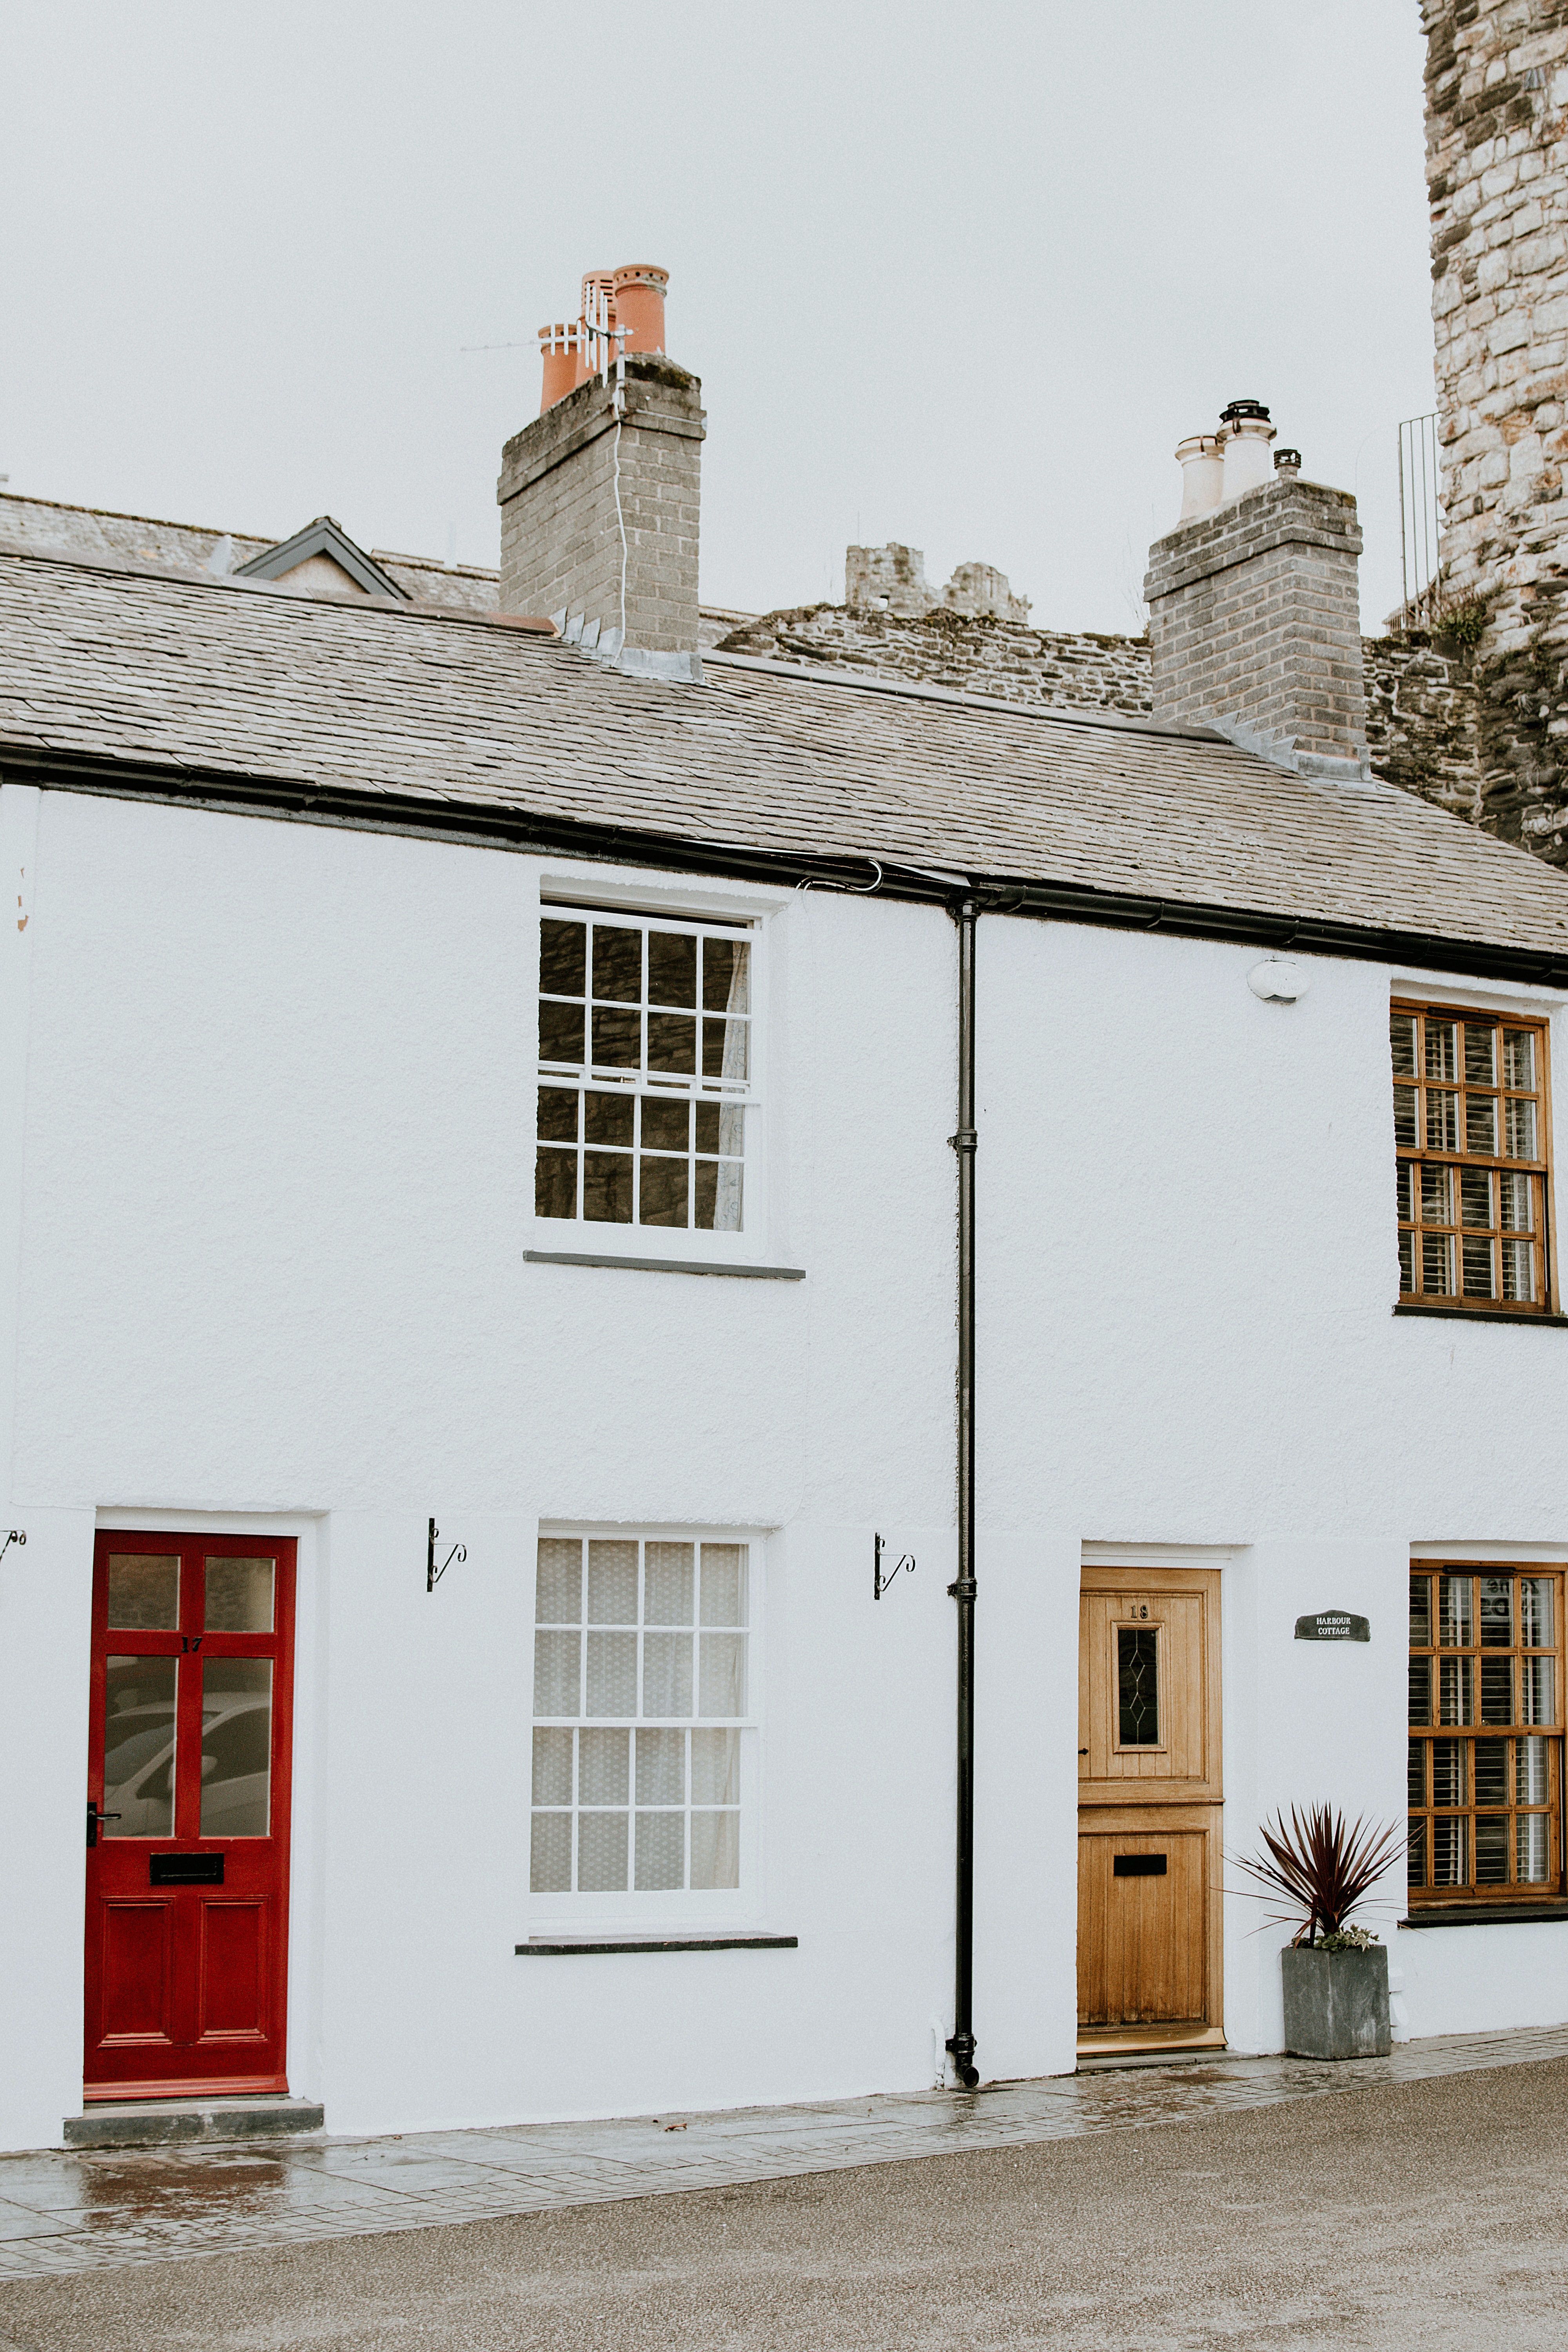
[
  {"x1": 497, "y1": 263, "x2": 703, "y2": 683},
  {"x1": 1144, "y1": 401, "x2": 1371, "y2": 784}
]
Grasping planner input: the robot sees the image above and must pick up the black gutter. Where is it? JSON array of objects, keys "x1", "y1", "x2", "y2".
[
  {"x1": 946, "y1": 895, "x2": 980, "y2": 2090},
  {"x1": 5, "y1": 742, "x2": 1568, "y2": 990}
]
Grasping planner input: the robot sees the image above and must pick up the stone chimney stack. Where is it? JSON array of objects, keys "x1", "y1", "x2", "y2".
[
  {"x1": 497, "y1": 263, "x2": 704, "y2": 682},
  {"x1": 1144, "y1": 401, "x2": 1370, "y2": 783}
]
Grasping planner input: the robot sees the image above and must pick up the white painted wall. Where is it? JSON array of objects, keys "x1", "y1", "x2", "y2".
[{"x1": 0, "y1": 781, "x2": 1564, "y2": 2148}]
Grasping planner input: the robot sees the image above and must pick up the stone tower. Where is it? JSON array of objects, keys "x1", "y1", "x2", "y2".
[{"x1": 1423, "y1": 1, "x2": 1568, "y2": 861}]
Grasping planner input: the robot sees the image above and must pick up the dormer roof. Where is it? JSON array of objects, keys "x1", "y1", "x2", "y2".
[{"x1": 234, "y1": 516, "x2": 407, "y2": 600}]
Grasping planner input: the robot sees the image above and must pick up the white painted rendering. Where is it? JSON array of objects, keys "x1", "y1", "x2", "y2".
[{"x1": 2, "y1": 781, "x2": 1566, "y2": 2150}]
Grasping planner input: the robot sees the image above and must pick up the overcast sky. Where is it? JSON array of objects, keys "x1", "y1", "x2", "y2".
[{"x1": 5, "y1": 2, "x2": 1434, "y2": 635}]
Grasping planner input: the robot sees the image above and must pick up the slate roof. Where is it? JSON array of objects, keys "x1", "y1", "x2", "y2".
[{"x1": 4, "y1": 541, "x2": 1568, "y2": 973}]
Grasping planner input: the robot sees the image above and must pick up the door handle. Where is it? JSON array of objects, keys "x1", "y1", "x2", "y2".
[
  {"x1": 86, "y1": 1800, "x2": 120, "y2": 1847},
  {"x1": 1078, "y1": 1749, "x2": 1089, "y2": 1755}
]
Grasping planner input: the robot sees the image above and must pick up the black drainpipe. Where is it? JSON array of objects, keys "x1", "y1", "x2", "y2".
[{"x1": 946, "y1": 893, "x2": 980, "y2": 2090}]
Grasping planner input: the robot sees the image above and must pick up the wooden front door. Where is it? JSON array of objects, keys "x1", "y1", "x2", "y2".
[
  {"x1": 1077, "y1": 1566, "x2": 1222, "y2": 2045},
  {"x1": 84, "y1": 1534, "x2": 296, "y2": 2100}
]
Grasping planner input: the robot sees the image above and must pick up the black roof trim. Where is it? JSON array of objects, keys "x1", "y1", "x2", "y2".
[
  {"x1": 234, "y1": 516, "x2": 408, "y2": 600},
  {"x1": 6, "y1": 740, "x2": 1568, "y2": 991}
]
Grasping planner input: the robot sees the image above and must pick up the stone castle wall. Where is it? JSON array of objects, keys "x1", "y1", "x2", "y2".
[{"x1": 1423, "y1": 0, "x2": 1568, "y2": 862}]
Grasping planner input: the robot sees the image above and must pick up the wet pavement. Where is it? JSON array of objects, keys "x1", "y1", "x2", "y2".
[{"x1": 2, "y1": 2023, "x2": 1566, "y2": 2281}]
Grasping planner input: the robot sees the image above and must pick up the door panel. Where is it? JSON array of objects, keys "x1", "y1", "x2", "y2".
[
  {"x1": 84, "y1": 1534, "x2": 296, "y2": 2099},
  {"x1": 1078, "y1": 1566, "x2": 1223, "y2": 2040},
  {"x1": 1077, "y1": 1829, "x2": 1207, "y2": 2024}
]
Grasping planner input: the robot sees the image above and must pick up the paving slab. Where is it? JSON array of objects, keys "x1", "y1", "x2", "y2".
[{"x1": 2, "y1": 2022, "x2": 1566, "y2": 2280}]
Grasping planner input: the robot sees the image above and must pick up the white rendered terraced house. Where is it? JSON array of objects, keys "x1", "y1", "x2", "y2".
[{"x1": 2, "y1": 294, "x2": 1568, "y2": 2147}]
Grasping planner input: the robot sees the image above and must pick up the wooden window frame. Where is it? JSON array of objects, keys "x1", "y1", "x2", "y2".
[
  {"x1": 1391, "y1": 1000, "x2": 1555, "y2": 1318},
  {"x1": 1407, "y1": 1561, "x2": 1566, "y2": 1912}
]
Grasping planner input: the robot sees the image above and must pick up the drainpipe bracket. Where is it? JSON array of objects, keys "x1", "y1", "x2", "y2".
[
  {"x1": 947, "y1": 1579, "x2": 978, "y2": 1601},
  {"x1": 948, "y1": 1129, "x2": 978, "y2": 1152}
]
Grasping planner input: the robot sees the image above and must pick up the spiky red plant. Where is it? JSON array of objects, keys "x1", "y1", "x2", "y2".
[{"x1": 1231, "y1": 1805, "x2": 1404, "y2": 1945}]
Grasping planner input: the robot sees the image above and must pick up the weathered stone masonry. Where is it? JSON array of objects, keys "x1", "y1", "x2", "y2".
[{"x1": 1424, "y1": 0, "x2": 1568, "y2": 861}]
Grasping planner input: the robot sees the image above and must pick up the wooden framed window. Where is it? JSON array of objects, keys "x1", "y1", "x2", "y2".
[
  {"x1": 536, "y1": 908, "x2": 754, "y2": 1236},
  {"x1": 1408, "y1": 1563, "x2": 1564, "y2": 1907},
  {"x1": 1391, "y1": 1002, "x2": 1553, "y2": 1314},
  {"x1": 530, "y1": 1534, "x2": 753, "y2": 1906}
]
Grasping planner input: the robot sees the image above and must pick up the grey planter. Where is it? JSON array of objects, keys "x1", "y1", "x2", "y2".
[{"x1": 1281, "y1": 1942, "x2": 1391, "y2": 2060}]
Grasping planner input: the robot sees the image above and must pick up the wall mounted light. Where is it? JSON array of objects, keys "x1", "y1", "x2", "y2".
[{"x1": 1248, "y1": 958, "x2": 1307, "y2": 1003}]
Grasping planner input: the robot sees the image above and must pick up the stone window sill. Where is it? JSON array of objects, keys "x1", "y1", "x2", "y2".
[
  {"x1": 524, "y1": 1250, "x2": 804, "y2": 1281},
  {"x1": 1399, "y1": 1904, "x2": 1568, "y2": 1929},
  {"x1": 515, "y1": 1934, "x2": 799, "y2": 1956},
  {"x1": 1393, "y1": 1302, "x2": 1568, "y2": 1328}
]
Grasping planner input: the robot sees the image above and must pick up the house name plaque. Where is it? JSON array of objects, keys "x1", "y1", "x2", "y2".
[{"x1": 1294, "y1": 1610, "x2": 1370, "y2": 1643}]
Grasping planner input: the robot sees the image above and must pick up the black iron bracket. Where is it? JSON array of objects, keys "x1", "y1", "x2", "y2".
[
  {"x1": 0, "y1": 1530, "x2": 25, "y2": 1566},
  {"x1": 874, "y1": 1533, "x2": 915, "y2": 1600},
  {"x1": 427, "y1": 1518, "x2": 466, "y2": 1592}
]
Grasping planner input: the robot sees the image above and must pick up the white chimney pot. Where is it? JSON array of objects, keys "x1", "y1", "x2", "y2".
[
  {"x1": 1220, "y1": 416, "x2": 1277, "y2": 502},
  {"x1": 1175, "y1": 435, "x2": 1225, "y2": 521}
]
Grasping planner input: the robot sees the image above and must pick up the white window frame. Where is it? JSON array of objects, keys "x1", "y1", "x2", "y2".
[
  {"x1": 531, "y1": 880, "x2": 773, "y2": 1267},
  {"x1": 526, "y1": 1524, "x2": 768, "y2": 1933}
]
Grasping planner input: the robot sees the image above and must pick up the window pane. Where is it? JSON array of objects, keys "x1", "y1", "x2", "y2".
[
  {"x1": 1504, "y1": 1029, "x2": 1535, "y2": 1089},
  {"x1": 635, "y1": 1810, "x2": 685, "y2": 1891},
  {"x1": 1505, "y1": 1098, "x2": 1537, "y2": 1159},
  {"x1": 1421, "y1": 1233, "x2": 1454, "y2": 1294},
  {"x1": 582, "y1": 1151, "x2": 633, "y2": 1223},
  {"x1": 1502, "y1": 1240, "x2": 1536, "y2": 1303},
  {"x1": 1518, "y1": 1735, "x2": 1551, "y2": 1804},
  {"x1": 107, "y1": 1555, "x2": 180, "y2": 1631},
  {"x1": 104, "y1": 1656, "x2": 177, "y2": 1837},
  {"x1": 641, "y1": 1097, "x2": 689, "y2": 1151},
  {"x1": 530, "y1": 1811, "x2": 571, "y2": 1893},
  {"x1": 578, "y1": 1728, "x2": 629, "y2": 1806},
  {"x1": 1408, "y1": 1657, "x2": 1432, "y2": 1726},
  {"x1": 1465, "y1": 1096, "x2": 1497, "y2": 1155},
  {"x1": 1439, "y1": 1657, "x2": 1473, "y2": 1725},
  {"x1": 643, "y1": 1631, "x2": 694, "y2": 1718},
  {"x1": 532, "y1": 1727, "x2": 573, "y2": 1808},
  {"x1": 1479, "y1": 1662, "x2": 1514, "y2": 1733},
  {"x1": 699, "y1": 1632, "x2": 747, "y2": 1718},
  {"x1": 695, "y1": 1158, "x2": 744, "y2": 1233},
  {"x1": 1462, "y1": 1236, "x2": 1495, "y2": 1298},
  {"x1": 1460, "y1": 1170, "x2": 1492, "y2": 1227},
  {"x1": 700, "y1": 1546, "x2": 747, "y2": 1626},
  {"x1": 533, "y1": 1631, "x2": 580, "y2": 1718},
  {"x1": 1439, "y1": 1577, "x2": 1472, "y2": 1647},
  {"x1": 584, "y1": 1092, "x2": 634, "y2": 1145},
  {"x1": 1479, "y1": 1579, "x2": 1513, "y2": 1647},
  {"x1": 536, "y1": 1540, "x2": 583, "y2": 1626},
  {"x1": 1394, "y1": 1088, "x2": 1418, "y2": 1147},
  {"x1": 1432, "y1": 1816, "x2": 1468, "y2": 1887},
  {"x1": 1425, "y1": 1021, "x2": 1458, "y2": 1081},
  {"x1": 1474, "y1": 1738, "x2": 1508, "y2": 1805},
  {"x1": 1464, "y1": 1024, "x2": 1497, "y2": 1084},
  {"x1": 648, "y1": 931, "x2": 697, "y2": 1008},
  {"x1": 648, "y1": 1013, "x2": 697, "y2": 1074},
  {"x1": 692, "y1": 1728, "x2": 740, "y2": 1805},
  {"x1": 586, "y1": 1631, "x2": 637, "y2": 1716},
  {"x1": 1501, "y1": 1173, "x2": 1534, "y2": 1233},
  {"x1": 1522, "y1": 1656, "x2": 1555, "y2": 1726},
  {"x1": 1396, "y1": 1161, "x2": 1415, "y2": 1222},
  {"x1": 1407, "y1": 1816, "x2": 1427, "y2": 1887},
  {"x1": 1518, "y1": 1814, "x2": 1551, "y2": 1884},
  {"x1": 1426, "y1": 1091, "x2": 1459, "y2": 1150},
  {"x1": 1475, "y1": 1816, "x2": 1509, "y2": 1885},
  {"x1": 1398, "y1": 1230, "x2": 1415, "y2": 1292},
  {"x1": 590, "y1": 1007, "x2": 641, "y2": 1068},
  {"x1": 591, "y1": 925, "x2": 641, "y2": 1005},
  {"x1": 205, "y1": 1557, "x2": 274, "y2": 1634},
  {"x1": 577, "y1": 1811, "x2": 628, "y2": 1892},
  {"x1": 1432, "y1": 1739, "x2": 1466, "y2": 1805},
  {"x1": 1410, "y1": 1576, "x2": 1431, "y2": 1648},
  {"x1": 703, "y1": 1016, "x2": 750, "y2": 1082},
  {"x1": 1420, "y1": 1164, "x2": 1452, "y2": 1224},
  {"x1": 635, "y1": 1728, "x2": 685, "y2": 1805},
  {"x1": 539, "y1": 1001, "x2": 585, "y2": 1065},
  {"x1": 540, "y1": 918, "x2": 586, "y2": 998},
  {"x1": 691, "y1": 1809, "x2": 740, "y2": 1890},
  {"x1": 1522, "y1": 1579, "x2": 1554, "y2": 1648},
  {"x1": 1117, "y1": 1628, "x2": 1159, "y2": 1745},
  {"x1": 535, "y1": 1148, "x2": 578, "y2": 1219},
  {"x1": 1408, "y1": 1739, "x2": 1426, "y2": 1806},
  {"x1": 587, "y1": 1543, "x2": 638, "y2": 1624},
  {"x1": 638, "y1": 1156, "x2": 689, "y2": 1228},
  {"x1": 645, "y1": 1544, "x2": 694, "y2": 1626},
  {"x1": 537, "y1": 1085, "x2": 578, "y2": 1142},
  {"x1": 702, "y1": 938, "x2": 750, "y2": 1015},
  {"x1": 200, "y1": 1660, "x2": 272, "y2": 1837}
]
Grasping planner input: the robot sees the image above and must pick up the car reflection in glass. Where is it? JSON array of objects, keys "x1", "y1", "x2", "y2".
[{"x1": 103, "y1": 1703, "x2": 270, "y2": 1838}]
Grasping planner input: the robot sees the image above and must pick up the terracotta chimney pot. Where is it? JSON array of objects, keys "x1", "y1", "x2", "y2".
[{"x1": 611, "y1": 265, "x2": 669, "y2": 356}]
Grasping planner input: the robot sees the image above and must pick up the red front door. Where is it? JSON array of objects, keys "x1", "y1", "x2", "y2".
[{"x1": 84, "y1": 1533, "x2": 296, "y2": 2101}]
